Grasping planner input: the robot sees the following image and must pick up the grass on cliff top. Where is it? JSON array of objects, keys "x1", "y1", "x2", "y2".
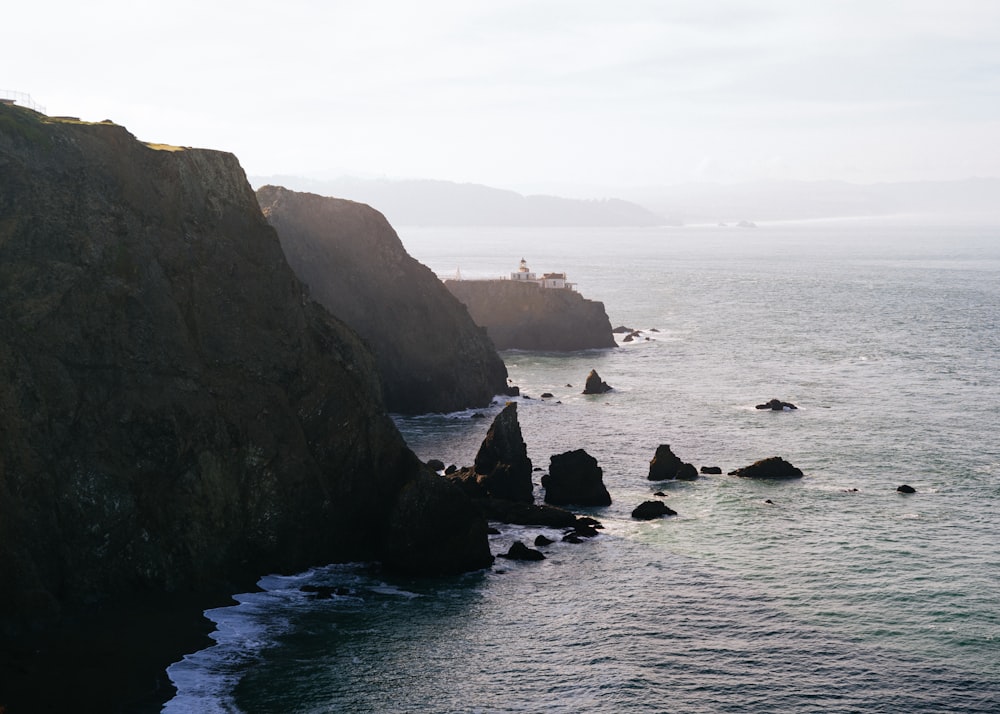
[{"x1": 145, "y1": 143, "x2": 186, "y2": 152}]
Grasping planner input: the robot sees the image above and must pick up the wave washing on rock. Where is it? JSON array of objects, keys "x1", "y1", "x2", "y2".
[
  {"x1": 0, "y1": 103, "x2": 491, "y2": 711},
  {"x1": 256, "y1": 185, "x2": 510, "y2": 414}
]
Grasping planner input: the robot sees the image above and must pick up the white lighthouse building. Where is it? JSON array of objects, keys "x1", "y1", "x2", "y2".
[{"x1": 509, "y1": 259, "x2": 574, "y2": 290}]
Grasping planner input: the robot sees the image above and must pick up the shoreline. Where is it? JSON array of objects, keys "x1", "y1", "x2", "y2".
[{"x1": 0, "y1": 590, "x2": 237, "y2": 714}]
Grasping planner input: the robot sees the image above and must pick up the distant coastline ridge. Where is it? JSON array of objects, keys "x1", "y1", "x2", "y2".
[{"x1": 446, "y1": 259, "x2": 615, "y2": 351}]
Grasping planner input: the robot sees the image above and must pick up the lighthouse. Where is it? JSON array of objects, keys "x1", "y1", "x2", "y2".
[{"x1": 511, "y1": 257, "x2": 536, "y2": 282}]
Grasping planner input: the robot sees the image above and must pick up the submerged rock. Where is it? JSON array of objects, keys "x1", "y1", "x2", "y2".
[
  {"x1": 897, "y1": 484, "x2": 917, "y2": 494},
  {"x1": 582, "y1": 369, "x2": 613, "y2": 394},
  {"x1": 632, "y1": 501, "x2": 678, "y2": 520},
  {"x1": 728, "y1": 457, "x2": 804, "y2": 479},
  {"x1": 700, "y1": 466, "x2": 723, "y2": 475},
  {"x1": 755, "y1": 399, "x2": 798, "y2": 410},
  {"x1": 498, "y1": 541, "x2": 546, "y2": 561},
  {"x1": 542, "y1": 449, "x2": 612, "y2": 506}
]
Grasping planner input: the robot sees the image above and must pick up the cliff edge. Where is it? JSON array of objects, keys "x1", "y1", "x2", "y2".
[
  {"x1": 445, "y1": 279, "x2": 616, "y2": 351},
  {"x1": 0, "y1": 104, "x2": 491, "y2": 696},
  {"x1": 256, "y1": 186, "x2": 509, "y2": 414}
]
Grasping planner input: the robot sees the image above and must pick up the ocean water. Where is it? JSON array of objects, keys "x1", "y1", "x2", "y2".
[{"x1": 166, "y1": 218, "x2": 1000, "y2": 713}]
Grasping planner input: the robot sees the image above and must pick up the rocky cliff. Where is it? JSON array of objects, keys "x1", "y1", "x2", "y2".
[
  {"x1": 445, "y1": 279, "x2": 616, "y2": 351},
  {"x1": 0, "y1": 104, "x2": 492, "y2": 645},
  {"x1": 256, "y1": 186, "x2": 509, "y2": 414}
]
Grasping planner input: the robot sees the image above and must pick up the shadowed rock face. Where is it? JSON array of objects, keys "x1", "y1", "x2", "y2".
[
  {"x1": 542, "y1": 449, "x2": 612, "y2": 507},
  {"x1": 0, "y1": 105, "x2": 489, "y2": 638},
  {"x1": 256, "y1": 186, "x2": 509, "y2": 415}
]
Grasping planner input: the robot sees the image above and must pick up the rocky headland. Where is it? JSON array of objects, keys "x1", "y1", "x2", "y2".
[
  {"x1": 444, "y1": 278, "x2": 616, "y2": 351},
  {"x1": 256, "y1": 186, "x2": 509, "y2": 414},
  {"x1": 0, "y1": 105, "x2": 491, "y2": 709}
]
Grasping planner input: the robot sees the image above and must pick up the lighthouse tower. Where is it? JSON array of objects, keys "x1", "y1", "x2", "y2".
[{"x1": 511, "y1": 258, "x2": 536, "y2": 282}]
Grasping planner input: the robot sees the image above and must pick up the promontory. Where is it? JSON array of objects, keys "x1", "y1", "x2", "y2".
[
  {"x1": 445, "y1": 258, "x2": 615, "y2": 350},
  {"x1": 0, "y1": 104, "x2": 492, "y2": 710}
]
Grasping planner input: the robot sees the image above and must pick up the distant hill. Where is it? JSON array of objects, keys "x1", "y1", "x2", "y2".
[
  {"x1": 249, "y1": 175, "x2": 672, "y2": 227},
  {"x1": 627, "y1": 178, "x2": 1000, "y2": 223}
]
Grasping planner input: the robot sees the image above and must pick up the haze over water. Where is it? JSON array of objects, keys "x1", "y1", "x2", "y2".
[{"x1": 167, "y1": 219, "x2": 1000, "y2": 713}]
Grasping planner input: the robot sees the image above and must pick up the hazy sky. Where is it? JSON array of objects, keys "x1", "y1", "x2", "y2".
[{"x1": 5, "y1": 1, "x2": 999, "y2": 192}]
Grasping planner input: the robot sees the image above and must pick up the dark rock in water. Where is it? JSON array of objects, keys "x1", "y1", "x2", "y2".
[
  {"x1": 575, "y1": 516, "x2": 604, "y2": 529},
  {"x1": 540, "y1": 392, "x2": 554, "y2": 398},
  {"x1": 648, "y1": 444, "x2": 698, "y2": 481},
  {"x1": 650, "y1": 328, "x2": 660, "y2": 333},
  {"x1": 445, "y1": 464, "x2": 457, "y2": 475},
  {"x1": 473, "y1": 402, "x2": 533, "y2": 503},
  {"x1": 542, "y1": 449, "x2": 612, "y2": 506},
  {"x1": 623, "y1": 333, "x2": 634, "y2": 342},
  {"x1": 569, "y1": 524, "x2": 601, "y2": 538},
  {"x1": 257, "y1": 186, "x2": 509, "y2": 415},
  {"x1": 504, "y1": 384, "x2": 521, "y2": 397},
  {"x1": 897, "y1": 484, "x2": 917, "y2": 494},
  {"x1": 487, "y1": 526, "x2": 501, "y2": 535},
  {"x1": 632, "y1": 501, "x2": 677, "y2": 520},
  {"x1": 498, "y1": 541, "x2": 545, "y2": 561},
  {"x1": 764, "y1": 499, "x2": 774, "y2": 504},
  {"x1": 700, "y1": 466, "x2": 723, "y2": 475},
  {"x1": 756, "y1": 398, "x2": 798, "y2": 410},
  {"x1": 562, "y1": 534, "x2": 584, "y2": 544},
  {"x1": 729, "y1": 456, "x2": 804, "y2": 479},
  {"x1": 426, "y1": 459, "x2": 445, "y2": 472},
  {"x1": 582, "y1": 369, "x2": 613, "y2": 394},
  {"x1": 612, "y1": 325, "x2": 634, "y2": 334},
  {"x1": 653, "y1": 491, "x2": 667, "y2": 497},
  {"x1": 534, "y1": 534, "x2": 555, "y2": 547},
  {"x1": 676, "y1": 463, "x2": 698, "y2": 481},
  {"x1": 0, "y1": 106, "x2": 493, "y2": 649},
  {"x1": 471, "y1": 412, "x2": 487, "y2": 419}
]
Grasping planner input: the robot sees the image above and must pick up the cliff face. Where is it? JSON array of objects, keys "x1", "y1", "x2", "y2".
[
  {"x1": 256, "y1": 186, "x2": 509, "y2": 414},
  {"x1": 444, "y1": 280, "x2": 616, "y2": 351},
  {"x1": 0, "y1": 105, "x2": 490, "y2": 639}
]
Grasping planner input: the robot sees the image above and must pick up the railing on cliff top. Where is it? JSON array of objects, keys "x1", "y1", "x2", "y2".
[{"x1": 0, "y1": 90, "x2": 46, "y2": 114}]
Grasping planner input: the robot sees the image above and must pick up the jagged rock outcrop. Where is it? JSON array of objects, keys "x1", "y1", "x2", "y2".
[
  {"x1": 472, "y1": 402, "x2": 534, "y2": 503},
  {"x1": 256, "y1": 185, "x2": 509, "y2": 414},
  {"x1": 648, "y1": 444, "x2": 698, "y2": 481},
  {"x1": 542, "y1": 450, "x2": 612, "y2": 506},
  {"x1": 728, "y1": 456, "x2": 804, "y2": 479},
  {"x1": 0, "y1": 105, "x2": 491, "y2": 646},
  {"x1": 583, "y1": 369, "x2": 613, "y2": 394},
  {"x1": 444, "y1": 279, "x2": 615, "y2": 351}
]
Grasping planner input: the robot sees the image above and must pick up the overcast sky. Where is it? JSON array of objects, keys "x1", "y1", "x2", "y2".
[{"x1": 5, "y1": 1, "x2": 999, "y2": 193}]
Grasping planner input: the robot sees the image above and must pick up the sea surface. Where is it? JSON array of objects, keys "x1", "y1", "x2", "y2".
[{"x1": 166, "y1": 218, "x2": 1000, "y2": 713}]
